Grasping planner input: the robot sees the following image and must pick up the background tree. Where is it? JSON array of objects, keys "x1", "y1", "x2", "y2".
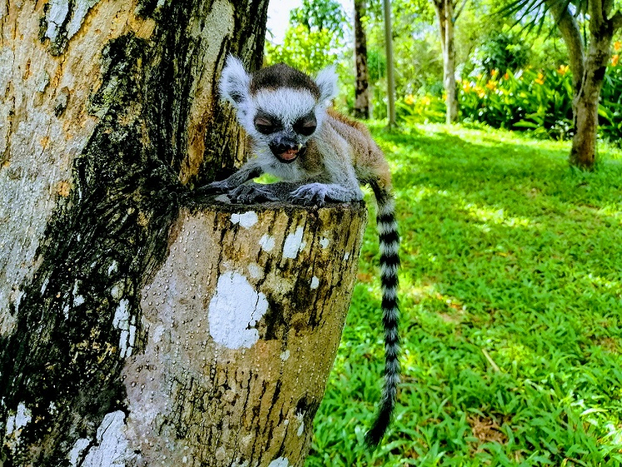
[
  {"x1": 384, "y1": 0, "x2": 398, "y2": 126},
  {"x1": 355, "y1": 0, "x2": 372, "y2": 119},
  {"x1": 501, "y1": 0, "x2": 622, "y2": 169},
  {"x1": 0, "y1": 0, "x2": 366, "y2": 464},
  {"x1": 431, "y1": 0, "x2": 469, "y2": 123},
  {"x1": 265, "y1": 0, "x2": 348, "y2": 74}
]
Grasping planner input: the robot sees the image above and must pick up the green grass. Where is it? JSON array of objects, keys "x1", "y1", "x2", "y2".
[{"x1": 306, "y1": 124, "x2": 622, "y2": 466}]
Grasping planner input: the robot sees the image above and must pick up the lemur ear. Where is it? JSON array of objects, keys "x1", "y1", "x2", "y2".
[
  {"x1": 219, "y1": 55, "x2": 251, "y2": 107},
  {"x1": 315, "y1": 65, "x2": 339, "y2": 102}
]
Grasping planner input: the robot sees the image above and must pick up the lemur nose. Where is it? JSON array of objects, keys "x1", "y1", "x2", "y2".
[
  {"x1": 271, "y1": 143, "x2": 295, "y2": 155},
  {"x1": 269, "y1": 138, "x2": 298, "y2": 157}
]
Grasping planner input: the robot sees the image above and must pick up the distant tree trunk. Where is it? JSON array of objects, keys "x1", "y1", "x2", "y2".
[
  {"x1": 383, "y1": 0, "x2": 397, "y2": 127},
  {"x1": 433, "y1": 0, "x2": 459, "y2": 124},
  {"x1": 0, "y1": 1, "x2": 366, "y2": 465},
  {"x1": 547, "y1": 0, "x2": 622, "y2": 169},
  {"x1": 354, "y1": 0, "x2": 371, "y2": 119}
]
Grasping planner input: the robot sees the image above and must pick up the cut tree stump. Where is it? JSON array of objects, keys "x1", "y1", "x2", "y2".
[{"x1": 121, "y1": 201, "x2": 367, "y2": 466}]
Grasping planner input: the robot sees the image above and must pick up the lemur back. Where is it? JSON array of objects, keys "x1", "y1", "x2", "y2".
[{"x1": 203, "y1": 56, "x2": 400, "y2": 446}]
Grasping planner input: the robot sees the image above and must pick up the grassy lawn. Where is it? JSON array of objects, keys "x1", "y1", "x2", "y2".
[{"x1": 306, "y1": 124, "x2": 622, "y2": 466}]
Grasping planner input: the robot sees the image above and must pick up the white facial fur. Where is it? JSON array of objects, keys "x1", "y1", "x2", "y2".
[{"x1": 255, "y1": 88, "x2": 317, "y2": 126}]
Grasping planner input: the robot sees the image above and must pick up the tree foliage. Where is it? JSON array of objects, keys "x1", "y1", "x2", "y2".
[
  {"x1": 290, "y1": 0, "x2": 349, "y2": 38},
  {"x1": 471, "y1": 30, "x2": 531, "y2": 75}
]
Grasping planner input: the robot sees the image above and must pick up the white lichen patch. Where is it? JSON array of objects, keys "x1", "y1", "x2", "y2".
[
  {"x1": 108, "y1": 260, "x2": 119, "y2": 276},
  {"x1": 247, "y1": 263, "x2": 263, "y2": 279},
  {"x1": 113, "y1": 299, "x2": 135, "y2": 357},
  {"x1": 40, "y1": 277, "x2": 50, "y2": 295},
  {"x1": 231, "y1": 211, "x2": 258, "y2": 229},
  {"x1": 268, "y1": 457, "x2": 291, "y2": 467},
  {"x1": 150, "y1": 324, "x2": 165, "y2": 344},
  {"x1": 69, "y1": 437, "x2": 90, "y2": 466},
  {"x1": 295, "y1": 411, "x2": 306, "y2": 437},
  {"x1": 45, "y1": 0, "x2": 70, "y2": 41},
  {"x1": 208, "y1": 272, "x2": 268, "y2": 349},
  {"x1": 46, "y1": 0, "x2": 101, "y2": 43},
  {"x1": 343, "y1": 252, "x2": 350, "y2": 261},
  {"x1": 310, "y1": 276, "x2": 320, "y2": 290},
  {"x1": 283, "y1": 226, "x2": 304, "y2": 259},
  {"x1": 6, "y1": 402, "x2": 32, "y2": 435},
  {"x1": 319, "y1": 237, "x2": 330, "y2": 248},
  {"x1": 110, "y1": 282, "x2": 124, "y2": 300},
  {"x1": 66, "y1": 0, "x2": 101, "y2": 38},
  {"x1": 280, "y1": 349, "x2": 290, "y2": 361},
  {"x1": 259, "y1": 234, "x2": 275, "y2": 252},
  {"x1": 81, "y1": 411, "x2": 133, "y2": 467}
]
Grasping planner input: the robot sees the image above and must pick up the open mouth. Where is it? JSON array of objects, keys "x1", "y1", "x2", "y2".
[{"x1": 276, "y1": 145, "x2": 305, "y2": 164}]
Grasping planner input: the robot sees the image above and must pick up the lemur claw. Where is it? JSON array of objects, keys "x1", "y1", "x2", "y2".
[
  {"x1": 196, "y1": 180, "x2": 229, "y2": 195},
  {"x1": 288, "y1": 184, "x2": 328, "y2": 207},
  {"x1": 228, "y1": 184, "x2": 280, "y2": 204}
]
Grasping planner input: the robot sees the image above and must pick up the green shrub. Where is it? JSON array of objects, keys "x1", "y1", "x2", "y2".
[
  {"x1": 397, "y1": 94, "x2": 446, "y2": 124},
  {"x1": 599, "y1": 50, "x2": 622, "y2": 145},
  {"x1": 458, "y1": 67, "x2": 574, "y2": 140},
  {"x1": 470, "y1": 30, "x2": 531, "y2": 77},
  {"x1": 458, "y1": 51, "x2": 622, "y2": 144}
]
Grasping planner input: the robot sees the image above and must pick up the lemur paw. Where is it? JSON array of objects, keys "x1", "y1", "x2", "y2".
[
  {"x1": 196, "y1": 180, "x2": 229, "y2": 195},
  {"x1": 288, "y1": 183, "x2": 328, "y2": 207},
  {"x1": 228, "y1": 184, "x2": 281, "y2": 204}
]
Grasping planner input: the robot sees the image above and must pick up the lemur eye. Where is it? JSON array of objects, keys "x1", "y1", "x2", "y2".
[
  {"x1": 294, "y1": 115, "x2": 317, "y2": 136},
  {"x1": 254, "y1": 116, "x2": 279, "y2": 135}
]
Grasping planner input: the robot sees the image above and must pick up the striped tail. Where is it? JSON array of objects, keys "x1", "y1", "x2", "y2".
[{"x1": 365, "y1": 185, "x2": 400, "y2": 446}]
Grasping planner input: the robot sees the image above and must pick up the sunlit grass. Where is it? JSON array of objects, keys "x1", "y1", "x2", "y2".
[{"x1": 306, "y1": 123, "x2": 622, "y2": 466}]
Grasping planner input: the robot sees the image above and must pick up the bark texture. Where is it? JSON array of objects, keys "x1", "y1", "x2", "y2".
[
  {"x1": 433, "y1": 0, "x2": 459, "y2": 124},
  {"x1": 547, "y1": 0, "x2": 622, "y2": 169},
  {"x1": 354, "y1": 0, "x2": 370, "y2": 120},
  {"x1": 0, "y1": 0, "x2": 369, "y2": 465}
]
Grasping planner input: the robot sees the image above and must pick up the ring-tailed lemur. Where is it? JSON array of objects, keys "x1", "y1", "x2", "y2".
[{"x1": 202, "y1": 56, "x2": 400, "y2": 446}]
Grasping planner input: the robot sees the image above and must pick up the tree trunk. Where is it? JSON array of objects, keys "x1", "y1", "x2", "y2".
[
  {"x1": 0, "y1": 1, "x2": 366, "y2": 465},
  {"x1": 434, "y1": 0, "x2": 458, "y2": 124},
  {"x1": 546, "y1": 0, "x2": 621, "y2": 169},
  {"x1": 354, "y1": 0, "x2": 371, "y2": 120},
  {"x1": 383, "y1": 0, "x2": 397, "y2": 127},
  {"x1": 570, "y1": 35, "x2": 612, "y2": 169}
]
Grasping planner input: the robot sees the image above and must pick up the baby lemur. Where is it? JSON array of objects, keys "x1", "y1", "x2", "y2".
[{"x1": 204, "y1": 56, "x2": 400, "y2": 446}]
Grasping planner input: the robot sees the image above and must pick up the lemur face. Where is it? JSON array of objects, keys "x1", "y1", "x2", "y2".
[
  {"x1": 219, "y1": 56, "x2": 338, "y2": 164},
  {"x1": 250, "y1": 88, "x2": 318, "y2": 164}
]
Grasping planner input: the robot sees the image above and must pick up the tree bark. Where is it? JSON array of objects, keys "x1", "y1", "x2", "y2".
[
  {"x1": 0, "y1": 1, "x2": 366, "y2": 465},
  {"x1": 354, "y1": 0, "x2": 370, "y2": 120},
  {"x1": 433, "y1": 0, "x2": 459, "y2": 124}
]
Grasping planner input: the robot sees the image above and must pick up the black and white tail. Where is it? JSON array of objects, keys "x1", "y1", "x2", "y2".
[{"x1": 366, "y1": 184, "x2": 400, "y2": 446}]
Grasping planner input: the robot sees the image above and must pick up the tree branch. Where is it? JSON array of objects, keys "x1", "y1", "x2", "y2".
[
  {"x1": 588, "y1": 0, "x2": 606, "y2": 33},
  {"x1": 612, "y1": 10, "x2": 622, "y2": 31},
  {"x1": 454, "y1": 0, "x2": 468, "y2": 21},
  {"x1": 546, "y1": 0, "x2": 585, "y2": 96}
]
